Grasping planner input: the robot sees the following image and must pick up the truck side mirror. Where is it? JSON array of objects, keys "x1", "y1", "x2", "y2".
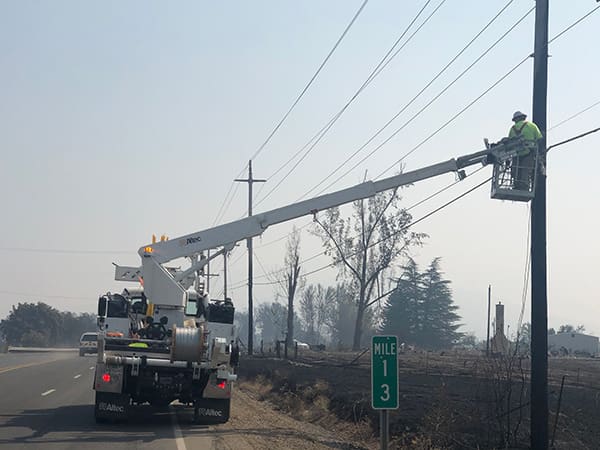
[{"x1": 98, "y1": 297, "x2": 107, "y2": 317}]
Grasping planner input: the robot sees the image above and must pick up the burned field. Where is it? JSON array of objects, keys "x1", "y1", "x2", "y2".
[{"x1": 238, "y1": 351, "x2": 600, "y2": 449}]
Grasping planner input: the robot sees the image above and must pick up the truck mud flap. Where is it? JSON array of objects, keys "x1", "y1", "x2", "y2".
[
  {"x1": 95, "y1": 392, "x2": 130, "y2": 422},
  {"x1": 194, "y1": 398, "x2": 230, "y2": 424}
]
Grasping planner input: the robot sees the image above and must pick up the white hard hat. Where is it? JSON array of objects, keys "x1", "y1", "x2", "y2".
[{"x1": 512, "y1": 111, "x2": 527, "y2": 121}]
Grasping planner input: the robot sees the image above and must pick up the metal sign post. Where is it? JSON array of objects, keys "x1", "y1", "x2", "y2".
[{"x1": 371, "y1": 335, "x2": 398, "y2": 450}]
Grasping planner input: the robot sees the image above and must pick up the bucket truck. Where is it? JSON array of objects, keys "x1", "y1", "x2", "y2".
[{"x1": 93, "y1": 137, "x2": 533, "y2": 423}]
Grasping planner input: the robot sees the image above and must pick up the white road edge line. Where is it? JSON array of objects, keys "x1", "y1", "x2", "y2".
[
  {"x1": 41, "y1": 389, "x2": 56, "y2": 396},
  {"x1": 170, "y1": 407, "x2": 187, "y2": 450},
  {"x1": 74, "y1": 374, "x2": 82, "y2": 379}
]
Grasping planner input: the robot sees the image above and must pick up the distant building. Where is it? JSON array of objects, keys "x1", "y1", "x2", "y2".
[
  {"x1": 491, "y1": 302, "x2": 510, "y2": 355},
  {"x1": 548, "y1": 332, "x2": 599, "y2": 356}
]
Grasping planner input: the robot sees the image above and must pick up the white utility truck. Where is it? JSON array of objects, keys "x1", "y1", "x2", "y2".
[{"x1": 93, "y1": 137, "x2": 533, "y2": 423}]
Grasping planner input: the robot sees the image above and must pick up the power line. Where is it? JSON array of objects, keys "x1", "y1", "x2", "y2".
[
  {"x1": 301, "y1": 0, "x2": 523, "y2": 199},
  {"x1": 547, "y1": 4, "x2": 600, "y2": 45},
  {"x1": 251, "y1": 166, "x2": 483, "y2": 282},
  {"x1": 376, "y1": 55, "x2": 529, "y2": 179},
  {"x1": 255, "y1": 164, "x2": 485, "y2": 250},
  {"x1": 254, "y1": 221, "x2": 312, "y2": 249},
  {"x1": 252, "y1": 0, "x2": 442, "y2": 208},
  {"x1": 262, "y1": 172, "x2": 492, "y2": 284},
  {"x1": 215, "y1": 0, "x2": 370, "y2": 225},
  {"x1": 547, "y1": 126, "x2": 600, "y2": 152},
  {"x1": 309, "y1": 3, "x2": 599, "y2": 195},
  {"x1": 517, "y1": 204, "x2": 532, "y2": 335},
  {"x1": 248, "y1": 169, "x2": 492, "y2": 287},
  {"x1": 247, "y1": 123, "x2": 599, "y2": 292},
  {"x1": 213, "y1": 173, "x2": 244, "y2": 226},
  {"x1": 548, "y1": 100, "x2": 600, "y2": 131},
  {"x1": 249, "y1": 0, "x2": 370, "y2": 163}
]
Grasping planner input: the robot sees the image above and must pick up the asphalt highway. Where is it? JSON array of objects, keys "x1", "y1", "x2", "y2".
[{"x1": 0, "y1": 352, "x2": 214, "y2": 449}]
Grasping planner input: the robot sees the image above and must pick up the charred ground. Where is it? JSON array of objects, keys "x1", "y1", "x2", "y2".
[{"x1": 237, "y1": 350, "x2": 600, "y2": 449}]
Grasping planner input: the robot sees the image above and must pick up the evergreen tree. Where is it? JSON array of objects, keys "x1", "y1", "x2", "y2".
[
  {"x1": 420, "y1": 258, "x2": 462, "y2": 348},
  {"x1": 382, "y1": 258, "x2": 462, "y2": 349},
  {"x1": 381, "y1": 259, "x2": 422, "y2": 344}
]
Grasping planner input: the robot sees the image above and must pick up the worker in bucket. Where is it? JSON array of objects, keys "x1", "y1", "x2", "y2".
[{"x1": 508, "y1": 111, "x2": 542, "y2": 190}]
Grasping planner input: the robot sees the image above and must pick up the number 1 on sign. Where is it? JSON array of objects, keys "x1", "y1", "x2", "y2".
[{"x1": 382, "y1": 358, "x2": 387, "y2": 377}]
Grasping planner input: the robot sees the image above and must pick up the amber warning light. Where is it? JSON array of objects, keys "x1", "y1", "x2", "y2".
[{"x1": 143, "y1": 246, "x2": 154, "y2": 254}]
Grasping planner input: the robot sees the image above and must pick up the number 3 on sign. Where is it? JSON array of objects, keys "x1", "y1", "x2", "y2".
[{"x1": 380, "y1": 383, "x2": 390, "y2": 401}]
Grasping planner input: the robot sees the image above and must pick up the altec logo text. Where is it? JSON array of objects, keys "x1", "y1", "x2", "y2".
[
  {"x1": 98, "y1": 402, "x2": 125, "y2": 413},
  {"x1": 197, "y1": 408, "x2": 222, "y2": 417}
]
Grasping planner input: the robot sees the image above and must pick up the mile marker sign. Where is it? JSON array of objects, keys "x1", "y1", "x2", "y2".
[{"x1": 371, "y1": 335, "x2": 398, "y2": 410}]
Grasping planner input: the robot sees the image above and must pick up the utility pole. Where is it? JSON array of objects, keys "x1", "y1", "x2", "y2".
[
  {"x1": 235, "y1": 160, "x2": 266, "y2": 355},
  {"x1": 486, "y1": 285, "x2": 491, "y2": 357},
  {"x1": 530, "y1": 1, "x2": 549, "y2": 449},
  {"x1": 223, "y1": 251, "x2": 228, "y2": 299}
]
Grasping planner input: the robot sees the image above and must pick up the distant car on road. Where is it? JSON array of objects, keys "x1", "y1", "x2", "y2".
[{"x1": 79, "y1": 332, "x2": 98, "y2": 356}]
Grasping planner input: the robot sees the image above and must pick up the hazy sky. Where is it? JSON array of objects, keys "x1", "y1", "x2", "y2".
[{"x1": 1, "y1": 1, "x2": 598, "y2": 339}]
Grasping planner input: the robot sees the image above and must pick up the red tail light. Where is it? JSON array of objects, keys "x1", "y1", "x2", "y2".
[
  {"x1": 217, "y1": 380, "x2": 226, "y2": 389},
  {"x1": 102, "y1": 373, "x2": 111, "y2": 383}
]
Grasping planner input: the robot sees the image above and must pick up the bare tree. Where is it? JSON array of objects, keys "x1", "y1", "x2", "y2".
[
  {"x1": 278, "y1": 227, "x2": 302, "y2": 349},
  {"x1": 313, "y1": 189, "x2": 425, "y2": 350}
]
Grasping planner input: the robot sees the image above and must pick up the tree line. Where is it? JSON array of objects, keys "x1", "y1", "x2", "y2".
[{"x1": 0, "y1": 302, "x2": 96, "y2": 347}]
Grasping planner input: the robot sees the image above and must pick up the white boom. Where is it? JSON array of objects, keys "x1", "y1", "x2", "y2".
[{"x1": 133, "y1": 148, "x2": 495, "y2": 306}]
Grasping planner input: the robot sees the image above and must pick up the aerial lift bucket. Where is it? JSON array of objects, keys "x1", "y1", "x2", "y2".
[{"x1": 486, "y1": 137, "x2": 538, "y2": 202}]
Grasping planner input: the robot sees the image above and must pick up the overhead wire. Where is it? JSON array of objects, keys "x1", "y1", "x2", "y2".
[
  {"x1": 301, "y1": 0, "x2": 523, "y2": 199},
  {"x1": 247, "y1": 118, "x2": 598, "y2": 295},
  {"x1": 275, "y1": 174, "x2": 493, "y2": 285},
  {"x1": 547, "y1": 126, "x2": 600, "y2": 152},
  {"x1": 213, "y1": 175, "x2": 244, "y2": 226},
  {"x1": 213, "y1": 0, "x2": 370, "y2": 225},
  {"x1": 548, "y1": 100, "x2": 600, "y2": 132},
  {"x1": 306, "y1": 3, "x2": 600, "y2": 196},
  {"x1": 376, "y1": 56, "x2": 530, "y2": 179},
  {"x1": 252, "y1": 0, "x2": 443, "y2": 208},
  {"x1": 547, "y1": 4, "x2": 600, "y2": 45},
  {"x1": 516, "y1": 204, "x2": 531, "y2": 339},
  {"x1": 249, "y1": 0, "x2": 370, "y2": 164},
  {"x1": 375, "y1": 3, "x2": 600, "y2": 178},
  {"x1": 241, "y1": 166, "x2": 489, "y2": 287}
]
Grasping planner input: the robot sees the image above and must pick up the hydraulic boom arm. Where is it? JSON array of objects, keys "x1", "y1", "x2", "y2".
[{"x1": 140, "y1": 152, "x2": 488, "y2": 264}]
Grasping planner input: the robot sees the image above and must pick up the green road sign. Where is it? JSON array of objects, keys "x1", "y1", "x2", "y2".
[{"x1": 371, "y1": 335, "x2": 398, "y2": 410}]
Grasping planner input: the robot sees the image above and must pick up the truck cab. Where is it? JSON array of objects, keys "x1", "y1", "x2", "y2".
[{"x1": 97, "y1": 293, "x2": 131, "y2": 336}]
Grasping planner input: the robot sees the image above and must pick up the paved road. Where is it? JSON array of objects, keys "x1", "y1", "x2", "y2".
[
  {"x1": 0, "y1": 353, "x2": 356, "y2": 450},
  {"x1": 0, "y1": 353, "x2": 213, "y2": 450}
]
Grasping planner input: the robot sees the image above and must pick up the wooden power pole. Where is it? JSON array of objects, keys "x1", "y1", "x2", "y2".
[
  {"x1": 235, "y1": 160, "x2": 265, "y2": 355},
  {"x1": 530, "y1": 1, "x2": 549, "y2": 448}
]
